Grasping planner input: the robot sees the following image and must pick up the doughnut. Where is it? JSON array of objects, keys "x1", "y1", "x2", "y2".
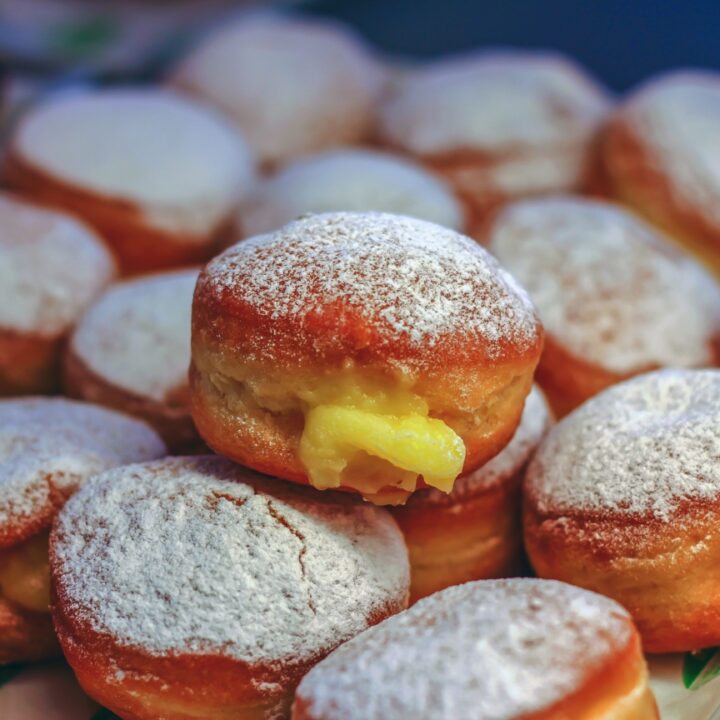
[
  {"x1": 65, "y1": 269, "x2": 199, "y2": 450},
  {"x1": 391, "y1": 385, "x2": 551, "y2": 602},
  {"x1": 50, "y1": 455, "x2": 410, "y2": 720},
  {"x1": 293, "y1": 578, "x2": 658, "y2": 720},
  {"x1": 487, "y1": 196, "x2": 720, "y2": 416},
  {"x1": 601, "y1": 71, "x2": 720, "y2": 273},
  {"x1": 191, "y1": 211, "x2": 542, "y2": 505},
  {"x1": 0, "y1": 397, "x2": 166, "y2": 664},
  {"x1": 0, "y1": 192, "x2": 115, "y2": 395},
  {"x1": 5, "y1": 88, "x2": 256, "y2": 275},
  {"x1": 376, "y1": 50, "x2": 611, "y2": 236},
  {"x1": 240, "y1": 148, "x2": 465, "y2": 238},
  {"x1": 169, "y1": 15, "x2": 385, "y2": 167},
  {"x1": 524, "y1": 368, "x2": 720, "y2": 653}
]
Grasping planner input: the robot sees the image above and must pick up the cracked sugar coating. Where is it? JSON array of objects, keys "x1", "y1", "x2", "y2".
[
  {"x1": 0, "y1": 398, "x2": 166, "y2": 547},
  {"x1": 51, "y1": 456, "x2": 409, "y2": 662},
  {"x1": 71, "y1": 269, "x2": 198, "y2": 403},
  {"x1": 526, "y1": 369, "x2": 720, "y2": 521},
  {"x1": 489, "y1": 197, "x2": 720, "y2": 373},
  {"x1": 622, "y1": 71, "x2": 720, "y2": 225},
  {"x1": 201, "y1": 212, "x2": 539, "y2": 365},
  {"x1": 240, "y1": 149, "x2": 464, "y2": 236},
  {"x1": 295, "y1": 578, "x2": 632, "y2": 720},
  {"x1": 0, "y1": 194, "x2": 115, "y2": 335}
]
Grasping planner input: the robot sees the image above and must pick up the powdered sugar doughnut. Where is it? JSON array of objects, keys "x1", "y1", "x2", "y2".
[
  {"x1": 65, "y1": 269, "x2": 199, "y2": 450},
  {"x1": 293, "y1": 578, "x2": 657, "y2": 720},
  {"x1": 191, "y1": 211, "x2": 542, "y2": 505},
  {"x1": 602, "y1": 71, "x2": 720, "y2": 273},
  {"x1": 488, "y1": 196, "x2": 720, "y2": 415},
  {"x1": 6, "y1": 89, "x2": 256, "y2": 274},
  {"x1": 525, "y1": 368, "x2": 720, "y2": 652},
  {"x1": 240, "y1": 149, "x2": 464, "y2": 237},
  {"x1": 170, "y1": 15, "x2": 385, "y2": 166},
  {"x1": 0, "y1": 193, "x2": 115, "y2": 395},
  {"x1": 0, "y1": 397, "x2": 165, "y2": 663},
  {"x1": 392, "y1": 386, "x2": 551, "y2": 601},
  {"x1": 50, "y1": 455, "x2": 409, "y2": 720},
  {"x1": 377, "y1": 51, "x2": 610, "y2": 235}
]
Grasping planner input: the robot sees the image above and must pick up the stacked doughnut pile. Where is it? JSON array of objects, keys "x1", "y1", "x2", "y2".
[{"x1": 5, "y1": 10, "x2": 720, "y2": 720}]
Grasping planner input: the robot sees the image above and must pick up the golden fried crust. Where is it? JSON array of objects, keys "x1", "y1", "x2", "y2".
[
  {"x1": 0, "y1": 595, "x2": 59, "y2": 665},
  {"x1": 392, "y1": 478, "x2": 524, "y2": 603},
  {"x1": 602, "y1": 116, "x2": 720, "y2": 273},
  {"x1": 4, "y1": 152, "x2": 230, "y2": 275},
  {"x1": 64, "y1": 347, "x2": 197, "y2": 452},
  {"x1": 524, "y1": 496, "x2": 720, "y2": 653},
  {"x1": 52, "y1": 579, "x2": 404, "y2": 720},
  {"x1": 0, "y1": 330, "x2": 61, "y2": 396}
]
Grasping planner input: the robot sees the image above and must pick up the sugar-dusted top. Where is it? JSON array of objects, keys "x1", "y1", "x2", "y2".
[
  {"x1": 489, "y1": 197, "x2": 720, "y2": 373},
  {"x1": 14, "y1": 89, "x2": 256, "y2": 235},
  {"x1": 241, "y1": 149, "x2": 464, "y2": 236},
  {"x1": 52, "y1": 456, "x2": 409, "y2": 663},
  {"x1": 71, "y1": 269, "x2": 198, "y2": 402},
  {"x1": 378, "y1": 50, "x2": 610, "y2": 156},
  {"x1": 171, "y1": 15, "x2": 384, "y2": 164},
  {"x1": 0, "y1": 398, "x2": 165, "y2": 546},
  {"x1": 527, "y1": 369, "x2": 720, "y2": 521},
  {"x1": 406, "y1": 386, "x2": 551, "y2": 507},
  {"x1": 621, "y1": 71, "x2": 720, "y2": 224},
  {"x1": 295, "y1": 578, "x2": 633, "y2": 720},
  {"x1": 0, "y1": 194, "x2": 115, "y2": 335},
  {"x1": 199, "y1": 212, "x2": 540, "y2": 368}
]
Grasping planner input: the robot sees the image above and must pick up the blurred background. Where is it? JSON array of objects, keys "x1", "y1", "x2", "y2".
[{"x1": 0, "y1": 0, "x2": 718, "y2": 89}]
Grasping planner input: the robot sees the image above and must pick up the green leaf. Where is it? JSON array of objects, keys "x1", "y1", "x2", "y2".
[
  {"x1": 683, "y1": 647, "x2": 720, "y2": 689},
  {"x1": 90, "y1": 709, "x2": 122, "y2": 720}
]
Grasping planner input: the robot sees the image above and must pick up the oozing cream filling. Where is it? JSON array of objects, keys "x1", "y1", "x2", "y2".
[{"x1": 0, "y1": 531, "x2": 51, "y2": 613}]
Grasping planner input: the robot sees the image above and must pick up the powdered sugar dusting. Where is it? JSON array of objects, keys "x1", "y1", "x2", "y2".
[
  {"x1": 0, "y1": 398, "x2": 166, "y2": 540},
  {"x1": 625, "y1": 72, "x2": 720, "y2": 225},
  {"x1": 203, "y1": 212, "x2": 539, "y2": 361},
  {"x1": 295, "y1": 578, "x2": 632, "y2": 720},
  {"x1": 71, "y1": 269, "x2": 198, "y2": 402},
  {"x1": 16, "y1": 89, "x2": 256, "y2": 236},
  {"x1": 527, "y1": 369, "x2": 720, "y2": 520},
  {"x1": 52, "y1": 456, "x2": 409, "y2": 662},
  {"x1": 489, "y1": 197, "x2": 720, "y2": 373},
  {"x1": 378, "y1": 50, "x2": 609, "y2": 155},
  {"x1": 0, "y1": 194, "x2": 115, "y2": 335},
  {"x1": 240, "y1": 149, "x2": 464, "y2": 236},
  {"x1": 171, "y1": 15, "x2": 384, "y2": 165}
]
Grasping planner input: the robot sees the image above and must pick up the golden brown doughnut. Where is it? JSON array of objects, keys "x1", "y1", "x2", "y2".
[
  {"x1": 191, "y1": 211, "x2": 543, "y2": 505},
  {"x1": 239, "y1": 148, "x2": 465, "y2": 238},
  {"x1": 391, "y1": 385, "x2": 551, "y2": 602},
  {"x1": 602, "y1": 71, "x2": 720, "y2": 273},
  {"x1": 170, "y1": 15, "x2": 385, "y2": 167},
  {"x1": 5, "y1": 89, "x2": 256, "y2": 275},
  {"x1": 0, "y1": 192, "x2": 115, "y2": 395},
  {"x1": 50, "y1": 456, "x2": 410, "y2": 720},
  {"x1": 293, "y1": 578, "x2": 658, "y2": 720},
  {"x1": 0, "y1": 397, "x2": 166, "y2": 664},
  {"x1": 524, "y1": 368, "x2": 720, "y2": 653},
  {"x1": 487, "y1": 196, "x2": 720, "y2": 416},
  {"x1": 376, "y1": 50, "x2": 611, "y2": 236},
  {"x1": 65, "y1": 269, "x2": 199, "y2": 450}
]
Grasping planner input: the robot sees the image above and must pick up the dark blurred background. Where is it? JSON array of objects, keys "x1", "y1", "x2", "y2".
[
  {"x1": 305, "y1": 0, "x2": 720, "y2": 91},
  {"x1": 0, "y1": 0, "x2": 719, "y2": 92}
]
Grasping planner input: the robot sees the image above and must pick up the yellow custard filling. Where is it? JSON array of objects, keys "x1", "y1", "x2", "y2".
[
  {"x1": 295, "y1": 375, "x2": 466, "y2": 504},
  {"x1": 0, "y1": 531, "x2": 51, "y2": 613}
]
